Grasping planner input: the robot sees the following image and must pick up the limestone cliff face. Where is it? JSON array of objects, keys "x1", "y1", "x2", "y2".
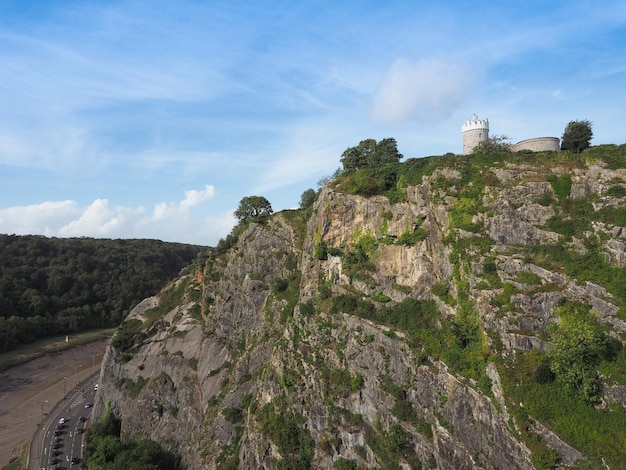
[{"x1": 95, "y1": 154, "x2": 626, "y2": 469}]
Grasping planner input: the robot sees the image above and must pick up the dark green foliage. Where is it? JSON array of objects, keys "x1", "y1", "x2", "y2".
[
  {"x1": 314, "y1": 239, "x2": 328, "y2": 260},
  {"x1": 373, "y1": 293, "x2": 391, "y2": 302},
  {"x1": 548, "y1": 310, "x2": 609, "y2": 403},
  {"x1": 366, "y1": 422, "x2": 417, "y2": 470},
  {"x1": 391, "y1": 398, "x2": 433, "y2": 439},
  {"x1": 299, "y1": 188, "x2": 317, "y2": 210},
  {"x1": 111, "y1": 319, "x2": 145, "y2": 357},
  {"x1": 561, "y1": 120, "x2": 593, "y2": 154},
  {"x1": 546, "y1": 174, "x2": 572, "y2": 199},
  {"x1": 276, "y1": 271, "x2": 302, "y2": 322},
  {"x1": 535, "y1": 192, "x2": 554, "y2": 206},
  {"x1": 334, "y1": 296, "x2": 447, "y2": 359},
  {"x1": 234, "y1": 195, "x2": 273, "y2": 222},
  {"x1": 596, "y1": 144, "x2": 626, "y2": 169},
  {"x1": 299, "y1": 300, "x2": 316, "y2": 317},
  {"x1": 116, "y1": 375, "x2": 149, "y2": 398},
  {"x1": 272, "y1": 277, "x2": 289, "y2": 293},
  {"x1": 331, "y1": 294, "x2": 375, "y2": 318},
  {"x1": 472, "y1": 134, "x2": 512, "y2": 155},
  {"x1": 431, "y1": 281, "x2": 455, "y2": 306},
  {"x1": 0, "y1": 235, "x2": 203, "y2": 353},
  {"x1": 333, "y1": 458, "x2": 357, "y2": 470},
  {"x1": 84, "y1": 403, "x2": 182, "y2": 470},
  {"x1": 340, "y1": 138, "x2": 403, "y2": 173},
  {"x1": 515, "y1": 271, "x2": 543, "y2": 285},
  {"x1": 223, "y1": 406, "x2": 244, "y2": 424},
  {"x1": 544, "y1": 216, "x2": 578, "y2": 240},
  {"x1": 501, "y1": 352, "x2": 626, "y2": 468},
  {"x1": 596, "y1": 205, "x2": 626, "y2": 226},
  {"x1": 257, "y1": 402, "x2": 314, "y2": 469},
  {"x1": 523, "y1": 242, "x2": 626, "y2": 306},
  {"x1": 533, "y1": 363, "x2": 555, "y2": 384},
  {"x1": 605, "y1": 184, "x2": 626, "y2": 197},
  {"x1": 396, "y1": 224, "x2": 428, "y2": 246}
]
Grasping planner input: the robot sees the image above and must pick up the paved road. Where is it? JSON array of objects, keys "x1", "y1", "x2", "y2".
[{"x1": 30, "y1": 374, "x2": 98, "y2": 470}]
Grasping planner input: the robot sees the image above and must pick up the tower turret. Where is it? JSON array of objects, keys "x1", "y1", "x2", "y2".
[{"x1": 462, "y1": 114, "x2": 489, "y2": 155}]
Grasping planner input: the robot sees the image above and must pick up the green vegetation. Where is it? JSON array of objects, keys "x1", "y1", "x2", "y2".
[
  {"x1": 396, "y1": 222, "x2": 428, "y2": 245},
  {"x1": 115, "y1": 375, "x2": 149, "y2": 398},
  {"x1": 561, "y1": 119, "x2": 593, "y2": 154},
  {"x1": 257, "y1": 399, "x2": 315, "y2": 469},
  {"x1": 2, "y1": 444, "x2": 28, "y2": 470},
  {"x1": 501, "y1": 351, "x2": 626, "y2": 468},
  {"x1": 234, "y1": 195, "x2": 273, "y2": 222},
  {"x1": 299, "y1": 188, "x2": 318, "y2": 211},
  {"x1": 523, "y1": 242, "x2": 626, "y2": 308},
  {"x1": 366, "y1": 422, "x2": 420, "y2": 470},
  {"x1": 0, "y1": 235, "x2": 204, "y2": 353},
  {"x1": 84, "y1": 402, "x2": 183, "y2": 469},
  {"x1": 546, "y1": 173, "x2": 572, "y2": 199},
  {"x1": 333, "y1": 458, "x2": 357, "y2": 470},
  {"x1": 547, "y1": 306, "x2": 617, "y2": 403},
  {"x1": 339, "y1": 137, "x2": 403, "y2": 173}
]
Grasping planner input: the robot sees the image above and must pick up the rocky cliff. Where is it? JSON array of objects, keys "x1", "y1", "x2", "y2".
[{"x1": 94, "y1": 147, "x2": 626, "y2": 469}]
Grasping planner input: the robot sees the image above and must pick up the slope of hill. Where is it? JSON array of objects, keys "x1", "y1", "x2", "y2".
[{"x1": 93, "y1": 144, "x2": 626, "y2": 469}]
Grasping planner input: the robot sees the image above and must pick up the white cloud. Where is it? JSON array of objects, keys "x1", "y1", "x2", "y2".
[
  {"x1": 0, "y1": 200, "x2": 81, "y2": 236},
  {"x1": 0, "y1": 185, "x2": 230, "y2": 245},
  {"x1": 181, "y1": 185, "x2": 216, "y2": 210},
  {"x1": 58, "y1": 199, "x2": 144, "y2": 238},
  {"x1": 371, "y1": 57, "x2": 478, "y2": 124}
]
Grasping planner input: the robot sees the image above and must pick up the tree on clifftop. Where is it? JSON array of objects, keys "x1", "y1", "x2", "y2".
[
  {"x1": 234, "y1": 195, "x2": 273, "y2": 222},
  {"x1": 561, "y1": 120, "x2": 593, "y2": 154},
  {"x1": 340, "y1": 137, "x2": 403, "y2": 173}
]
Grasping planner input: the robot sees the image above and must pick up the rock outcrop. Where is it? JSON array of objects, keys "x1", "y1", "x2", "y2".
[{"x1": 94, "y1": 151, "x2": 626, "y2": 469}]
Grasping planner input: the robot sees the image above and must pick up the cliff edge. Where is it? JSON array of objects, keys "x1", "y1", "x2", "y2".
[{"x1": 95, "y1": 147, "x2": 626, "y2": 469}]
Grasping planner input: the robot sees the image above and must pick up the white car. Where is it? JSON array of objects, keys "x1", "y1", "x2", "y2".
[{"x1": 58, "y1": 417, "x2": 66, "y2": 424}]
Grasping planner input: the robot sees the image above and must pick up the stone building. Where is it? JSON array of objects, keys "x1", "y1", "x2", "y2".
[{"x1": 462, "y1": 114, "x2": 560, "y2": 155}]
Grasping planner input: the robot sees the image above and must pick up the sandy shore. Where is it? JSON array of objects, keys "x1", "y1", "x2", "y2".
[{"x1": 0, "y1": 339, "x2": 109, "y2": 468}]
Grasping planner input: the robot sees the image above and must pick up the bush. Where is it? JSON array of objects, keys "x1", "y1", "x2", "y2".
[
  {"x1": 257, "y1": 402, "x2": 314, "y2": 469},
  {"x1": 546, "y1": 174, "x2": 572, "y2": 199},
  {"x1": 534, "y1": 363, "x2": 555, "y2": 384},
  {"x1": 333, "y1": 458, "x2": 357, "y2": 470}
]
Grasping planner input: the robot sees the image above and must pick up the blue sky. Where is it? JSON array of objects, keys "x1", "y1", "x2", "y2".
[{"x1": 0, "y1": 0, "x2": 625, "y2": 246}]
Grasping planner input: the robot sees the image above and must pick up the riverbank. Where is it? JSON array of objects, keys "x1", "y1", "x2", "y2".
[{"x1": 0, "y1": 338, "x2": 110, "y2": 469}]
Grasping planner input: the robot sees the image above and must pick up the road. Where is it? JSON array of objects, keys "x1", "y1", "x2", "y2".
[
  {"x1": 31, "y1": 374, "x2": 98, "y2": 470},
  {"x1": 0, "y1": 339, "x2": 108, "y2": 469}
]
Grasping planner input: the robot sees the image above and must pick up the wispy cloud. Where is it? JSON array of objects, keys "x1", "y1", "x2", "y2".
[
  {"x1": 371, "y1": 57, "x2": 479, "y2": 124},
  {"x1": 1, "y1": 0, "x2": 625, "y2": 244}
]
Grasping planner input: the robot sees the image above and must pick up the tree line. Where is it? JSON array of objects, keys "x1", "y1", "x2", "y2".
[{"x1": 0, "y1": 234, "x2": 206, "y2": 352}]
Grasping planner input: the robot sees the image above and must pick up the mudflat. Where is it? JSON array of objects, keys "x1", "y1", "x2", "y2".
[{"x1": 0, "y1": 339, "x2": 108, "y2": 468}]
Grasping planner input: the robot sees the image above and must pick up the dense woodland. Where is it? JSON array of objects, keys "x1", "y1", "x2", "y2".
[{"x1": 0, "y1": 235, "x2": 206, "y2": 353}]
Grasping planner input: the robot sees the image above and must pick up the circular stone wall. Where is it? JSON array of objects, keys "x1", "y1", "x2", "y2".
[{"x1": 511, "y1": 137, "x2": 560, "y2": 152}]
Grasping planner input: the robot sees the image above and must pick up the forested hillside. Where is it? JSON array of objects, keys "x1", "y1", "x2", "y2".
[{"x1": 0, "y1": 235, "x2": 206, "y2": 352}]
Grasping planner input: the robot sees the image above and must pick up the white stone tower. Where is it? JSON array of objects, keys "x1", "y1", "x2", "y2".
[{"x1": 462, "y1": 114, "x2": 489, "y2": 155}]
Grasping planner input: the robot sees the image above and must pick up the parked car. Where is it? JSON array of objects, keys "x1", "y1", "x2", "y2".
[{"x1": 84, "y1": 402, "x2": 92, "y2": 408}]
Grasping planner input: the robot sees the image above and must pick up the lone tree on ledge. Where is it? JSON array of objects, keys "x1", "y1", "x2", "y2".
[
  {"x1": 234, "y1": 195, "x2": 273, "y2": 222},
  {"x1": 561, "y1": 120, "x2": 593, "y2": 154}
]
